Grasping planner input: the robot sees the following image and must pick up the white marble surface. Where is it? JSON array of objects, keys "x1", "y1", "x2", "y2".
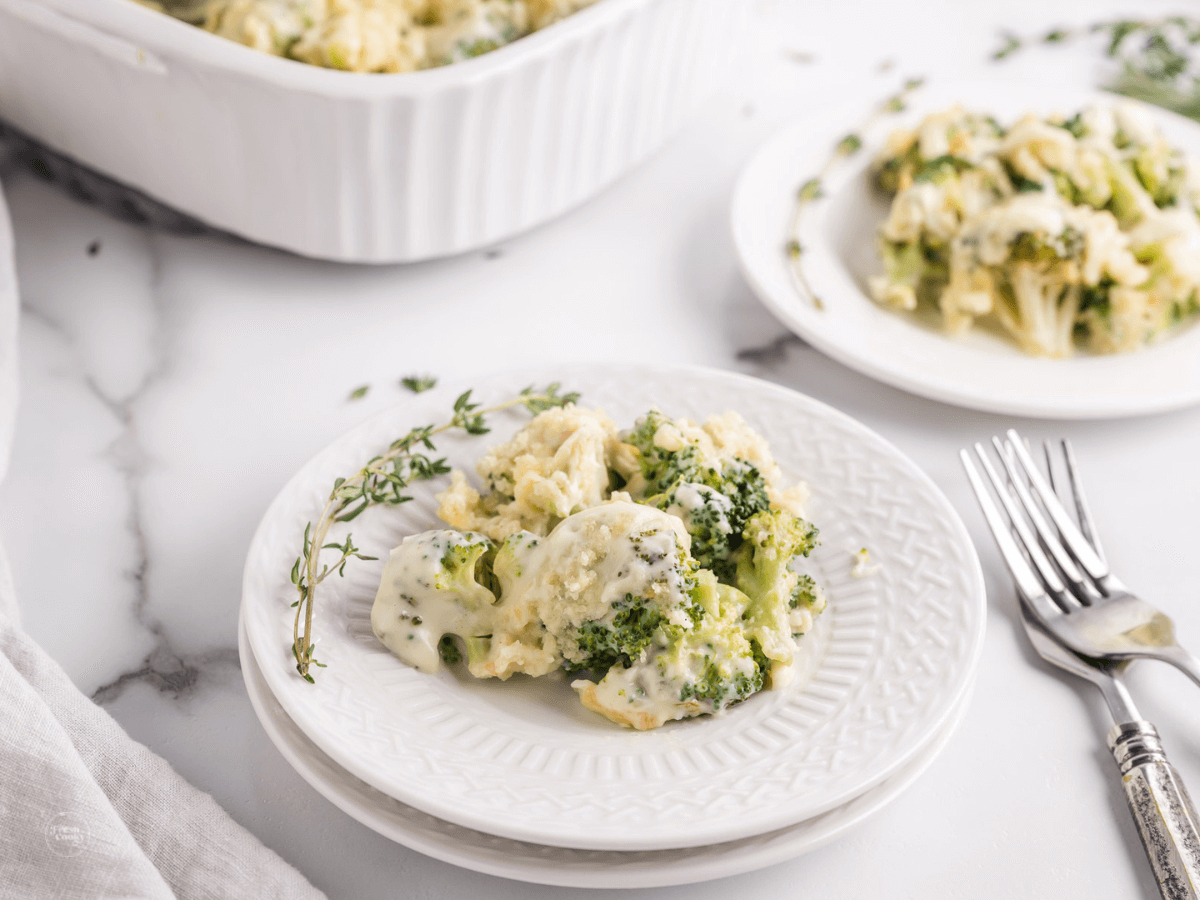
[{"x1": 4, "y1": 0, "x2": 1200, "y2": 896}]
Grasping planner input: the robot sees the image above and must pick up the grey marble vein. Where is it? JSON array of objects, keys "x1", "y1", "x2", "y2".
[
  {"x1": 736, "y1": 331, "x2": 808, "y2": 366},
  {"x1": 86, "y1": 372, "x2": 241, "y2": 705}
]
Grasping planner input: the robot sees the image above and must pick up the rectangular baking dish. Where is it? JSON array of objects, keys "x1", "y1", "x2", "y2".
[{"x1": 0, "y1": 0, "x2": 746, "y2": 262}]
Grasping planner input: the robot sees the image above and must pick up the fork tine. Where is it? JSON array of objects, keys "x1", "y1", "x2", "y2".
[
  {"x1": 959, "y1": 449, "x2": 1069, "y2": 625},
  {"x1": 991, "y1": 436, "x2": 1096, "y2": 606},
  {"x1": 1062, "y1": 439, "x2": 1108, "y2": 566},
  {"x1": 1043, "y1": 438, "x2": 1108, "y2": 568},
  {"x1": 971, "y1": 444, "x2": 1070, "y2": 600},
  {"x1": 1006, "y1": 429, "x2": 1110, "y2": 582}
]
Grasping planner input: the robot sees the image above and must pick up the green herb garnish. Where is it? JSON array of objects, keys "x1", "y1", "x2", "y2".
[
  {"x1": 401, "y1": 375, "x2": 437, "y2": 394},
  {"x1": 290, "y1": 382, "x2": 580, "y2": 681}
]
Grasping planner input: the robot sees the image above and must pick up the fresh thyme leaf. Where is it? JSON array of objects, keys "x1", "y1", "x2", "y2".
[
  {"x1": 520, "y1": 382, "x2": 581, "y2": 414},
  {"x1": 1043, "y1": 29, "x2": 1069, "y2": 44},
  {"x1": 993, "y1": 33, "x2": 1022, "y2": 60},
  {"x1": 290, "y1": 383, "x2": 579, "y2": 681},
  {"x1": 401, "y1": 375, "x2": 437, "y2": 393},
  {"x1": 798, "y1": 178, "x2": 824, "y2": 202},
  {"x1": 1106, "y1": 20, "x2": 1142, "y2": 56},
  {"x1": 836, "y1": 133, "x2": 863, "y2": 155},
  {"x1": 786, "y1": 239, "x2": 803, "y2": 259},
  {"x1": 348, "y1": 384, "x2": 370, "y2": 401}
]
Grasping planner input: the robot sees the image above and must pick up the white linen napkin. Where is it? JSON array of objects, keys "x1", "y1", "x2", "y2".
[{"x1": 0, "y1": 175, "x2": 325, "y2": 898}]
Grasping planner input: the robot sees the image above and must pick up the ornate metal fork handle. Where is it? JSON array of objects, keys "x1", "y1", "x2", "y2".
[
  {"x1": 1110, "y1": 719, "x2": 1200, "y2": 899},
  {"x1": 1019, "y1": 600, "x2": 1200, "y2": 900}
]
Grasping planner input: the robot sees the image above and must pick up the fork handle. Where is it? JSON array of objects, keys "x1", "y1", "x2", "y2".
[{"x1": 1110, "y1": 721, "x2": 1200, "y2": 899}]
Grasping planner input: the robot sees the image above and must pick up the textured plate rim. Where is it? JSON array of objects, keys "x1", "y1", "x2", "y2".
[{"x1": 239, "y1": 605, "x2": 976, "y2": 889}]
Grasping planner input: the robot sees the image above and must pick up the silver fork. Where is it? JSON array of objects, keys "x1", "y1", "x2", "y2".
[
  {"x1": 963, "y1": 443, "x2": 1200, "y2": 898},
  {"x1": 964, "y1": 429, "x2": 1200, "y2": 688}
]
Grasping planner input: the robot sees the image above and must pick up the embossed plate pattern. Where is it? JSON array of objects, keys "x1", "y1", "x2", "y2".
[
  {"x1": 241, "y1": 364, "x2": 985, "y2": 850},
  {"x1": 731, "y1": 80, "x2": 1200, "y2": 419},
  {"x1": 239, "y1": 608, "x2": 976, "y2": 888}
]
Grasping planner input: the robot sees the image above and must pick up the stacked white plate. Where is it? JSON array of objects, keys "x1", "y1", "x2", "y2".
[{"x1": 239, "y1": 364, "x2": 986, "y2": 887}]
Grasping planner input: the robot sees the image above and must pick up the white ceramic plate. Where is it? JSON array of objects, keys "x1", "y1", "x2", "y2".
[
  {"x1": 239, "y1": 607, "x2": 975, "y2": 888},
  {"x1": 241, "y1": 364, "x2": 985, "y2": 850},
  {"x1": 731, "y1": 80, "x2": 1200, "y2": 419}
]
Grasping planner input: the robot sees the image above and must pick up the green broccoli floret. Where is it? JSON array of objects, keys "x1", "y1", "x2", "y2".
[
  {"x1": 427, "y1": 532, "x2": 500, "y2": 668},
  {"x1": 1132, "y1": 145, "x2": 1185, "y2": 208},
  {"x1": 734, "y1": 508, "x2": 820, "y2": 664},
  {"x1": 659, "y1": 571, "x2": 767, "y2": 712},
  {"x1": 574, "y1": 574, "x2": 768, "y2": 727},
  {"x1": 561, "y1": 526, "x2": 706, "y2": 676},
  {"x1": 567, "y1": 593, "x2": 671, "y2": 673},
  {"x1": 624, "y1": 411, "x2": 771, "y2": 581},
  {"x1": 790, "y1": 573, "x2": 820, "y2": 610},
  {"x1": 434, "y1": 532, "x2": 497, "y2": 591},
  {"x1": 371, "y1": 529, "x2": 499, "y2": 673},
  {"x1": 679, "y1": 660, "x2": 763, "y2": 707},
  {"x1": 623, "y1": 410, "x2": 702, "y2": 494}
]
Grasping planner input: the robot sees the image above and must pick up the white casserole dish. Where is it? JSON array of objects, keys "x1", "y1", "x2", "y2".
[{"x1": 0, "y1": 0, "x2": 746, "y2": 262}]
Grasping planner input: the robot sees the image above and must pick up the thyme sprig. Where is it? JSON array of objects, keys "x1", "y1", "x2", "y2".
[
  {"x1": 992, "y1": 18, "x2": 1200, "y2": 121},
  {"x1": 290, "y1": 382, "x2": 579, "y2": 682}
]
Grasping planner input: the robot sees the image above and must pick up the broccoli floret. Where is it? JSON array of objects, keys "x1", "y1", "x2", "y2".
[
  {"x1": 1132, "y1": 145, "x2": 1186, "y2": 208},
  {"x1": 678, "y1": 657, "x2": 763, "y2": 708},
  {"x1": 660, "y1": 572, "x2": 766, "y2": 711},
  {"x1": 573, "y1": 570, "x2": 770, "y2": 728},
  {"x1": 913, "y1": 155, "x2": 975, "y2": 185},
  {"x1": 435, "y1": 531, "x2": 497, "y2": 593},
  {"x1": 1057, "y1": 112, "x2": 1087, "y2": 139},
  {"x1": 556, "y1": 519, "x2": 707, "y2": 676},
  {"x1": 650, "y1": 465, "x2": 770, "y2": 581},
  {"x1": 876, "y1": 141, "x2": 923, "y2": 194},
  {"x1": 624, "y1": 411, "x2": 771, "y2": 582},
  {"x1": 567, "y1": 593, "x2": 671, "y2": 673},
  {"x1": 622, "y1": 410, "x2": 703, "y2": 494},
  {"x1": 734, "y1": 508, "x2": 819, "y2": 665},
  {"x1": 370, "y1": 529, "x2": 499, "y2": 673},
  {"x1": 790, "y1": 573, "x2": 820, "y2": 610}
]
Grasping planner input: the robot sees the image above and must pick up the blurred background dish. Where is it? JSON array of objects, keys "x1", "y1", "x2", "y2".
[
  {"x1": 0, "y1": 0, "x2": 745, "y2": 262},
  {"x1": 731, "y1": 79, "x2": 1200, "y2": 419}
]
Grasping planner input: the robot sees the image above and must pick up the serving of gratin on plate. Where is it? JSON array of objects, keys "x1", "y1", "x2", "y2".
[{"x1": 241, "y1": 364, "x2": 985, "y2": 855}]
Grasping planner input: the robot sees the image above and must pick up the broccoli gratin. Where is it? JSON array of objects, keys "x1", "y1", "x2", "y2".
[
  {"x1": 144, "y1": 0, "x2": 598, "y2": 73},
  {"x1": 870, "y1": 103, "x2": 1200, "y2": 356},
  {"x1": 370, "y1": 406, "x2": 826, "y2": 730}
]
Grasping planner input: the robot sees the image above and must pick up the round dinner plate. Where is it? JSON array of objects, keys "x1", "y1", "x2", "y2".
[
  {"x1": 731, "y1": 79, "x2": 1200, "y2": 419},
  {"x1": 239, "y1": 607, "x2": 976, "y2": 888},
  {"x1": 240, "y1": 364, "x2": 985, "y2": 851}
]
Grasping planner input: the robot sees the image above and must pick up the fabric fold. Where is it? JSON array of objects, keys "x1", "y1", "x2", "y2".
[{"x1": 0, "y1": 573, "x2": 326, "y2": 900}]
